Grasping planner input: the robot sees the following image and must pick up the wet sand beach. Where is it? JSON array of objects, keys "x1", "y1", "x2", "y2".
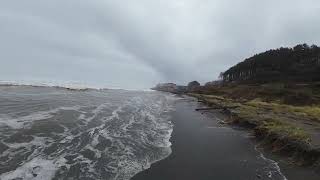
[{"x1": 133, "y1": 97, "x2": 320, "y2": 180}]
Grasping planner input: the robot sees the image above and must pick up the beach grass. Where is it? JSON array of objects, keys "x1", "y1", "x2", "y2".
[{"x1": 189, "y1": 93, "x2": 313, "y2": 145}]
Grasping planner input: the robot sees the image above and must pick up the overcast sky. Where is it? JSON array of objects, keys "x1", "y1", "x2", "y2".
[{"x1": 1, "y1": 1, "x2": 320, "y2": 89}]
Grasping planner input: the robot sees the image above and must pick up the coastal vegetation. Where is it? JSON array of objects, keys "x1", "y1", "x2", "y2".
[
  {"x1": 153, "y1": 43, "x2": 320, "y2": 168},
  {"x1": 220, "y1": 44, "x2": 320, "y2": 83}
]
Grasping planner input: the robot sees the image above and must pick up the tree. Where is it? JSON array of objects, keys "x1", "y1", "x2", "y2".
[
  {"x1": 187, "y1": 81, "x2": 201, "y2": 91},
  {"x1": 221, "y1": 44, "x2": 320, "y2": 83}
]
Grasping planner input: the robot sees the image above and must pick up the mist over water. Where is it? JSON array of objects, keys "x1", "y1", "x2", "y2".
[{"x1": 0, "y1": 86, "x2": 176, "y2": 180}]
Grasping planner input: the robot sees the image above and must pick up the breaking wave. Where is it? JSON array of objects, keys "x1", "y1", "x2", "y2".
[
  {"x1": 0, "y1": 86, "x2": 177, "y2": 180},
  {"x1": 0, "y1": 80, "x2": 102, "y2": 91}
]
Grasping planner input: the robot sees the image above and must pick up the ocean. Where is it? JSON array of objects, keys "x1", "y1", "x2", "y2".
[
  {"x1": 1, "y1": 85, "x2": 319, "y2": 180},
  {"x1": 0, "y1": 85, "x2": 176, "y2": 180}
]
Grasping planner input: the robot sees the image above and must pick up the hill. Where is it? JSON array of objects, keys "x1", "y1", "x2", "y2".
[{"x1": 221, "y1": 44, "x2": 320, "y2": 83}]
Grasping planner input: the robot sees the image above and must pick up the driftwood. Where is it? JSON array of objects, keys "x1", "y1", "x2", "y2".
[{"x1": 195, "y1": 106, "x2": 239, "y2": 111}]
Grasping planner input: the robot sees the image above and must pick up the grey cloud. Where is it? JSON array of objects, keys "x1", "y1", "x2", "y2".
[{"x1": 0, "y1": 0, "x2": 320, "y2": 89}]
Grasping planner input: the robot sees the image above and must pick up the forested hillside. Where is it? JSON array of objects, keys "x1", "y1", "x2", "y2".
[{"x1": 221, "y1": 44, "x2": 320, "y2": 83}]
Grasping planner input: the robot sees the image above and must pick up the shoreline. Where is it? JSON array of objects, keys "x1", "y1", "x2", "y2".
[
  {"x1": 188, "y1": 93, "x2": 320, "y2": 172},
  {"x1": 132, "y1": 95, "x2": 320, "y2": 180}
]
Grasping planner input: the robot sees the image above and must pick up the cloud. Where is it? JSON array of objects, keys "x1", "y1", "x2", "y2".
[{"x1": 0, "y1": 0, "x2": 319, "y2": 89}]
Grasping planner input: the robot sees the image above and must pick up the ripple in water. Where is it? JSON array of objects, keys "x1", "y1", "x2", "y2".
[{"x1": 0, "y1": 86, "x2": 176, "y2": 180}]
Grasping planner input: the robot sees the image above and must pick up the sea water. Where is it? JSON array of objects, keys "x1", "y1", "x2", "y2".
[{"x1": 0, "y1": 86, "x2": 176, "y2": 180}]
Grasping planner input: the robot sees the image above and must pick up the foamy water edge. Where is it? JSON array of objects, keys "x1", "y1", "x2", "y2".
[{"x1": 0, "y1": 87, "x2": 177, "y2": 180}]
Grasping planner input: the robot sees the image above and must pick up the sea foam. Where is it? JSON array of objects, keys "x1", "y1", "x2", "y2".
[{"x1": 0, "y1": 86, "x2": 177, "y2": 180}]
